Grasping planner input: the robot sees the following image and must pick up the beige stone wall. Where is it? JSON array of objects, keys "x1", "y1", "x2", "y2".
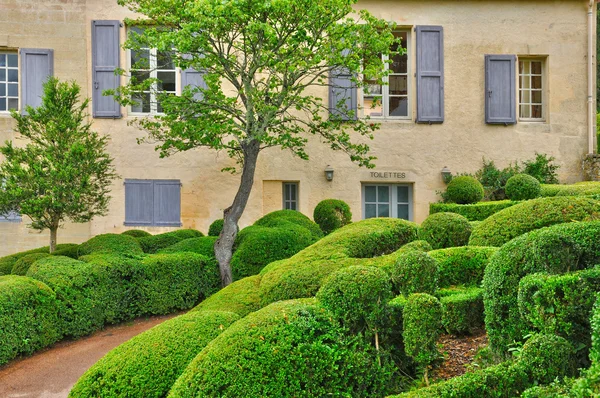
[{"x1": 0, "y1": 0, "x2": 595, "y2": 256}]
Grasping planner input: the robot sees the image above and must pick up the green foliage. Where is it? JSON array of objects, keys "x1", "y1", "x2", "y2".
[
  {"x1": 429, "y1": 200, "x2": 518, "y2": 221},
  {"x1": 403, "y1": 293, "x2": 442, "y2": 369},
  {"x1": 11, "y1": 253, "x2": 50, "y2": 276},
  {"x1": 313, "y1": 199, "x2": 352, "y2": 235},
  {"x1": 469, "y1": 196, "x2": 600, "y2": 247},
  {"x1": 438, "y1": 287, "x2": 484, "y2": 335},
  {"x1": 207, "y1": 219, "x2": 223, "y2": 237},
  {"x1": 386, "y1": 250, "x2": 438, "y2": 296},
  {"x1": 69, "y1": 311, "x2": 240, "y2": 398},
  {"x1": 540, "y1": 181, "x2": 600, "y2": 197},
  {"x1": 253, "y1": 210, "x2": 323, "y2": 240},
  {"x1": 0, "y1": 78, "x2": 117, "y2": 251},
  {"x1": 521, "y1": 153, "x2": 560, "y2": 185},
  {"x1": 429, "y1": 246, "x2": 498, "y2": 288},
  {"x1": 518, "y1": 334, "x2": 575, "y2": 382},
  {"x1": 51, "y1": 243, "x2": 80, "y2": 259},
  {"x1": 505, "y1": 173, "x2": 541, "y2": 200},
  {"x1": 192, "y1": 275, "x2": 262, "y2": 318},
  {"x1": 418, "y1": 212, "x2": 472, "y2": 249},
  {"x1": 121, "y1": 229, "x2": 152, "y2": 238},
  {"x1": 78, "y1": 233, "x2": 143, "y2": 256},
  {"x1": 445, "y1": 176, "x2": 484, "y2": 204},
  {"x1": 317, "y1": 265, "x2": 392, "y2": 334},
  {"x1": 0, "y1": 244, "x2": 74, "y2": 275},
  {"x1": 137, "y1": 230, "x2": 203, "y2": 254},
  {"x1": 398, "y1": 240, "x2": 432, "y2": 253},
  {"x1": 0, "y1": 275, "x2": 60, "y2": 366},
  {"x1": 168, "y1": 300, "x2": 395, "y2": 397},
  {"x1": 158, "y1": 236, "x2": 217, "y2": 258}
]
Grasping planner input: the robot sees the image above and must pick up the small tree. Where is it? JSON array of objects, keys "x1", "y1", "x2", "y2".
[
  {"x1": 116, "y1": 0, "x2": 400, "y2": 286},
  {"x1": 0, "y1": 78, "x2": 118, "y2": 253}
]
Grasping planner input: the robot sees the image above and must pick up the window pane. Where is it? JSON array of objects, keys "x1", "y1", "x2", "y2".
[
  {"x1": 131, "y1": 71, "x2": 150, "y2": 85},
  {"x1": 365, "y1": 204, "x2": 377, "y2": 219},
  {"x1": 290, "y1": 184, "x2": 296, "y2": 200},
  {"x1": 520, "y1": 105, "x2": 530, "y2": 118},
  {"x1": 397, "y1": 186, "x2": 409, "y2": 203},
  {"x1": 7, "y1": 54, "x2": 17, "y2": 67},
  {"x1": 0, "y1": 84, "x2": 4, "y2": 97},
  {"x1": 531, "y1": 90, "x2": 542, "y2": 104},
  {"x1": 520, "y1": 76, "x2": 530, "y2": 89},
  {"x1": 7, "y1": 98, "x2": 17, "y2": 110},
  {"x1": 132, "y1": 93, "x2": 151, "y2": 113},
  {"x1": 522, "y1": 61, "x2": 530, "y2": 74},
  {"x1": 532, "y1": 105, "x2": 542, "y2": 118},
  {"x1": 378, "y1": 204, "x2": 389, "y2": 217},
  {"x1": 157, "y1": 51, "x2": 175, "y2": 70},
  {"x1": 518, "y1": 61, "x2": 524, "y2": 74},
  {"x1": 532, "y1": 76, "x2": 542, "y2": 89},
  {"x1": 364, "y1": 96, "x2": 383, "y2": 117},
  {"x1": 389, "y1": 97, "x2": 408, "y2": 117},
  {"x1": 131, "y1": 49, "x2": 150, "y2": 68},
  {"x1": 391, "y1": 53, "x2": 407, "y2": 74},
  {"x1": 0, "y1": 55, "x2": 5, "y2": 67},
  {"x1": 378, "y1": 186, "x2": 390, "y2": 202},
  {"x1": 7, "y1": 83, "x2": 17, "y2": 97},
  {"x1": 365, "y1": 186, "x2": 376, "y2": 202},
  {"x1": 389, "y1": 76, "x2": 407, "y2": 95},
  {"x1": 7, "y1": 69, "x2": 17, "y2": 82},
  {"x1": 289, "y1": 202, "x2": 297, "y2": 211},
  {"x1": 157, "y1": 71, "x2": 176, "y2": 92},
  {"x1": 398, "y1": 204, "x2": 409, "y2": 220},
  {"x1": 531, "y1": 62, "x2": 542, "y2": 74},
  {"x1": 365, "y1": 80, "x2": 382, "y2": 95},
  {"x1": 0, "y1": 98, "x2": 5, "y2": 111},
  {"x1": 0, "y1": 69, "x2": 5, "y2": 82},
  {"x1": 520, "y1": 90, "x2": 530, "y2": 103}
]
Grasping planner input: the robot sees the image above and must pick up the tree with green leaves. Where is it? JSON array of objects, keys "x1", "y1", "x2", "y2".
[
  {"x1": 0, "y1": 78, "x2": 118, "y2": 253},
  {"x1": 116, "y1": 0, "x2": 399, "y2": 286}
]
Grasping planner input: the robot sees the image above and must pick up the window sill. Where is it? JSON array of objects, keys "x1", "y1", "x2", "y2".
[
  {"x1": 519, "y1": 119, "x2": 546, "y2": 124},
  {"x1": 124, "y1": 222, "x2": 182, "y2": 227}
]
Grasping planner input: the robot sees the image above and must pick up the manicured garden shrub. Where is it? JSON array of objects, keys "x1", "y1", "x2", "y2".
[
  {"x1": 429, "y1": 200, "x2": 518, "y2": 221},
  {"x1": 138, "y1": 230, "x2": 204, "y2": 254},
  {"x1": 445, "y1": 176, "x2": 484, "y2": 204},
  {"x1": 11, "y1": 253, "x2": 50, "y2": 276},
  {"x1": 207, "y1": 219, "x2": 223, "y2": 236},
  {"x1": 317, "y1": 265, "x2": 392, "y2": 334},
  {"x1": 158, "y1": 236, "x2": 217, "y2": 258},
  {"x1": 398, "y1": 240, "x2": 432, "y2": 253},
  {"x1": 78, "y1": 233, "x2": 143, "y2": 256},
  {"x1": 0, "y1": 275, "x2": 60, "y2": 366},
  {"x1": 192, "y1": 275, "x2": 262, "y2": 317},
  {"x1": 253, "y1": 209, "x2": 323, "y2": 240},
  {"x1": 169, "y1": 300, "x2": 395, "y2": 397},
  {"x1": 429, "y1": 246, "x2": 498, "y2": 288},
  {"x1": 469, "y1": 196, "x2": 600, "y2": 247},
  {"x1": 121, "y1": 229, "x2": 152, "y2": 238},
  {"x1": 386, "y1": 250, "x2": 438, "y2": 296},
  {"x1": 69, "y1": 310, "x2": 240, "y2": 398},
  {"x1": 438, "y1": 287, "x2": 484, "y2": 335},
  {"x1": 313, "y1": 199, "x2": 352, "y2": 235},
  {"x1": 403, "y1": 294, "x2": 442, "y2": 373},
  {"x1": 51, "y1": 243, "x2": 80, "y2": 259},
  {"x1": 505, "y1": 173, "x2": 541, "y2": 200},
  {"x1": 0, "y1": 244, "x2": 74, "y2": 275},
  {"x1": 540, "y1": 181, "x2": 600, "y2": 197},
  {"x1": 518, "y1": 334, "x2": 575, "y2": 382},
  {"x1": 418, "y1": 212, "x2": 472, "y2": 249}
]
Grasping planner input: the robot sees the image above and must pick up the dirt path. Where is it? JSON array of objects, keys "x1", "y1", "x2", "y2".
[{"x1": 0, "y1": 313, "x2": 178, "y2": 398}]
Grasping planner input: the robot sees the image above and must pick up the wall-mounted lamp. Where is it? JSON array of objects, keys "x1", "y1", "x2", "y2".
[
  {"x1": 324, "y1": 165, "x2": 334, "y2": 181},
  {"x1": 441, "y1": 166, "x2": 452, "y2": 184}
]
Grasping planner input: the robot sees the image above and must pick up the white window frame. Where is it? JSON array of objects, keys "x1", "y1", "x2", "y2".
[
  {"x1": 360, "y1": 30, "x2": 411, "y2": 121},
  {"x1": 518, "y1": 57, "x2": 546, "y2": 122},
  {"x1": 0, "y1": 51, "x2": 19, "y2": 114},
  {"x1": 361, "y1": 183, "x2": 413, "y2": 221},
  {"x1": 282, "y1": 182, "x2": 299, "y2": 211}
]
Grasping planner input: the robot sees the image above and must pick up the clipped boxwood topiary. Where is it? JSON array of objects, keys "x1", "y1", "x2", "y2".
[
  {"x1": 207, "y1": 219, "x2": 224, "y2": 237},
  {"x1": 121, "y1": 229, "x2": 152, "y2": 238},
  {"x1": 78, "y1": 233, "x2": 143, "y2": 257},
  {"x1": 403, "y1": 293, "x2": 442, "y2": 374},
  {"x1": 397, "y1": 240, "x2": 433, "y2": 253},
  {"x1": 0, "y1": 275, "x2": 61, "y2": 366},
  {"x1": 317, "y1": 265, "x2": 392, "y2": 334},
  {"x1": 445, "y1": 176, "x2": 484, "y2": 204},
  {"x1": 385, "y1": 250, "x2": 438, "y2": 297},
  {"x1": 138, "y1": 230, "x2": 204, "y2": 254},
  {"x1": 0, "y1": 244, "x2": 75, "y2": 275},
  {"x1": 313, "y1": 199, "x2": 352, "y2": 235},
  {"x1": 254, "y1": 210, "x2": 323, "y2": 240},
  {"x1": 469, "y1": 196, "x2": 600, "y2": 247},
  {"x1": 505, "y1": 173, "x2": 541, "y2": 200},
  {"x1": 11, "y1": 253, "x2": 50, "y2": 276},
  {"x1": 418, "y1": 212, "x2": 472, "y2": 249},
  {"x1": 192, "y1": 275, "x2": 262, "y2": 317},
  {"x1": 158, "y1": 236, "x2": 217, "y2": 258},
  {"x1": 429, "y1": 246, "x2": 498, "y2": 288},
  {"x1": 429, "y1": 200, "x2": 519, "y2": 221},
  {"x1": 51, "y1": 244, "x2": 80, "y2": 259},
  {"x1": 519, "y1": 334, "x2": 575, "y2": 383},
  {"x1": 438, "y1": 287, "x2": 484, "y2": 335},
  {"x1": 69, "y1": 310, "x2": 240, "y2": 398}
]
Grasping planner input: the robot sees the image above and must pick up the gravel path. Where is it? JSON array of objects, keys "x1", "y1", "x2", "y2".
[{"x1": 0, "y1": 314, "x2": 178, "y2": 398}]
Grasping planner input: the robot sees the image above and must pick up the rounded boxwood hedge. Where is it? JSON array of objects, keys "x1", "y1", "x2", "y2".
[
  {"x1": 540, "y1": 181, "x2": 600, "y2": 198},
  {"x1": 121, "y1": 229, "x2": 152, "y2": 238},
  {"x1": 397, "y1": 239, "x2": 433, "y2": 253},
  {"x1": 158, "y1": 236, "x2": 217, "y2": 258},
  {"x1": 429, "y1": 246, "x2": 498, "y2": 288},
  {"x1": 69, "y1": 310, "x2": 240, "y2": 398},
  {"x1": 317, "y1": 265, "x2": 392, "y2": 334},
  {"x1": 0, "y1": 275, "x2": 60, "y2": 366},
  {"x1": 403, "y1": 293, "x2": 442, "y2": 369},
  {"x1": 51, "y1": 244, "x2": 81, "y2": 259},
  {"x1": 0, "y1": 243, "x2": 76, "y2": 275},
  {"x1": 11, "y1": 253, "x2": 50, "y2": 276},
  {"x1": 78, "y1": 233, "x2": 143, "y2": 257},
  {"x1": 253, "y1": 209, "x2": 323, "y2": 240},
  {"x1": 437, "y1": 287, "x2": 484, "y2": 335},
  {"x1": 313, "y1": 199, "x2": 352, "y2": 235},
  {"x1": 429, "y1": 200, "x2": 518, "y2": 221},
  {"x1": 418, "y1": 212, "x2": 472, "y2": 249},
  {"x1": 446, "y1": 176, "x2": 484, "y2": 204},
  {"x1": 469, "y1": 196, "x2": 600, "y2": 247},
  {"x1": 207, "y1": 219, "x2": 224, "y2": 237},
  {"x1": 138, "y1": 230, "x2": 204, "y2": 254},
  {"x1": 192, "y1": 274, "x2": 262, "y2": 317},
  {"x1": 168, "y1": 300, "x2": 395, "y2": 397},
  {"x1": 505, "y1": 173, "x2": 541, "y2": 200},
  {"x1": 385, "y1": 250, "x2": 438, "y2": 297}
]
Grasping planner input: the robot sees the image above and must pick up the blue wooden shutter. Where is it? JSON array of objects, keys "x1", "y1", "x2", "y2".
[
  {"x1": 0, "y1": 211, "x2": 21, "y2": 223},
  {"x1": 153, "y1": 180, "x2": 181, "y2": 226},
  {"x1": 182, "y1": 68, "x2": 207, "y2": 101},
  {"x1": 485, "y1": 55, "x2": 516, "y2": 124},
  {"x1": 20, "y1": 48, "x2": 53, "y2": 113},
  {"x1": 124, "y1": 179, "x2": 153, "y2": 226},
  {"x1": 329, "y1": 48, "x2": 357, "y2": 121},
  {"x1": 416, "y1": 26, "x2": 444, "y2": 123},
  {"x1": 92, "y1": 20, "x2": 121, "y2": 118}
]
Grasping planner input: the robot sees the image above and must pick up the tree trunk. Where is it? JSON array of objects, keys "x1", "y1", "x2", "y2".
[
  {"x1": 214, "y1": 140, "x2": 260, "y2": 287},
  {"x1": 49, "y1": 227, "x2": 57, "y2": 254}
]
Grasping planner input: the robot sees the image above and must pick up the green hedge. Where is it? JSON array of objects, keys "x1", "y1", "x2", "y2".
[
  {"x1": 446, "y1": 176, "x2": 485, "y2": 204},
  {"x1": 78, "y1": 233, "x2": 143, "y2": 256},
  {"x1": 51, "y1": 243, "x2": 80, "y2": 259},
  {"x1": 398, "y1": 240, "x2": 432, "y2": 253},
  {"x1": 192, "y1": 275, "x2": 262, "y2": 317},
  {"x1": 438, "y1": 287, "x2": 484, "y2": 335},
  {"x1": 505, "y1": 174, "x2": 541, "y2": 200},
  {"x1": 313, "y1": 199, "x2": 352, "y2": 235},
  {"x1": 158, "y1": 236, "x2": 217, "y2": 258},
  {"x1": 121, "y1": 229, "x2": 152, "y2": 238},
  {"x1": 540, "y1": 182, "x2": 600, "y2": 197},
  {"x1": 207, "y1": 219, "x2": 223, "y2": 237},
  {"x1": 418, "y1": 212, "x2": 472, "y2": 249},
  {"x1": 0, "y1": 275, "x2": 60, "y2": 366},
  {"x1": 469, "y1": 196, "x2": 600, "y2": 247},
  {"x1": 429, "y1": 200, "x2": 518, "y2": 222},
  {"x1": 11, "y1": 253, "x2": 50, "y2": 276},
  {"x1": 168, "y1": 300, "x2": 395, "y2": 397},
  {"x1": 0, "y1": 243, "x2": 76, "y2": 275},
  {"x1": 403, "y1": 293, "x2": 442, "y2": 370},
  {"x1": 253, "y1": 210, "x2": 323, "y2": 240},
  {"x1": 386, "y1": 250, "x2": 438, "y2": 296},
  {"x1": 138, "y1": 230, "x2": 204, "y2": 254},
  {"x1": 69, "y1": 310, "x2": 240, "y2": 398},
  {"x1": 429, "y1": 246, "x2": 498, "y2": 288}
]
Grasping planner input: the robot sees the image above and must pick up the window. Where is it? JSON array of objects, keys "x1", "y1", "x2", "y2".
[
  {"x1": 124, "y1": 179, "x2": 181, "y2": 226},
  {"x1": 519, "y1": 59, "x2": 544, "y2": 121},
  {"x1": 129, "y1": 27, "x2": 178, "y2": 115},
  {"x1": 362, "y1": 184, "x2": 412, "y2": 221},
  {"x1": 0, "y1": 210, "x2": 21, "y2": 223},
  {"x1": 363, "y1": 31, "x2": 409, "y2": 119},
  {"x1": 283, "y1": 182, "x2": 298, "y2": 210},
  {"x1": 0, "y1": 52, "x2": 19, "y2": 112}
]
